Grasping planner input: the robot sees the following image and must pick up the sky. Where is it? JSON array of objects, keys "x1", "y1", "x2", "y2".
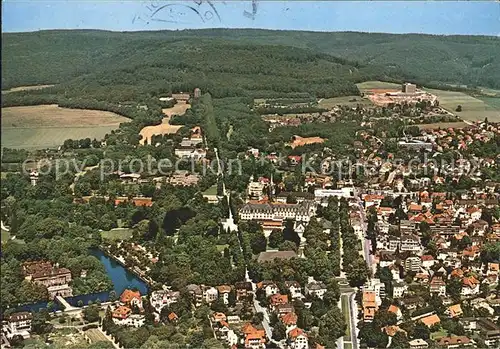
[{"x1": 2, "y1": 1, "x2": 499, "y2": 36}]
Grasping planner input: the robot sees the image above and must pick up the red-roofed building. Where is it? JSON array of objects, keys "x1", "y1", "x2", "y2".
[
  {"x1": 288, "y1": 328, "x2": 308, "y2": 349},
  {"x1": 120, "y1": 289, "x2": 143, "y2": 309}
]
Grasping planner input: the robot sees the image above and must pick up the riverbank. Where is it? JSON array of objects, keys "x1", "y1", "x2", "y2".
[{"x1": 14, "y1": 249, "x2": 149, "y2": 313}]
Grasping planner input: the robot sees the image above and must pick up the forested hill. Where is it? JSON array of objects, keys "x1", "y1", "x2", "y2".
[
  {"x1": 1, "y1": 32, "x2": 372, "y2": 101},
  {"x1": 2, "y1": 29, "x2": 500, "y2": 90}
]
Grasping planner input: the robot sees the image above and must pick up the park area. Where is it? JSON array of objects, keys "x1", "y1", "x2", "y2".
[
  {"x1": 1, "y1": 104, "x2": 129, "y2": 149},
  {"x1": 100, "y1": 228, "x2": 134, "y2": 241}
]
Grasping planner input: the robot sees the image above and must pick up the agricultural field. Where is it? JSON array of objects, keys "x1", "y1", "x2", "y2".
[
  {"x1": 139, "y1": 101, "x2": 189, "y2": 145},
  {"x1": 424, "y1": 89, "x2": 500, "y2": 122},
  {"x1": 356, "y1": 80, "x2": 402, "y2": 93},
  {"x1": 100, "y1": 228, "x2": 133, "y2": 241},
  {"x1": 1, "y1": 104, "x2": 129, "y2": 149},
  {"x1": 417, "y1": 121, "x2": 469, "y2": 130},
  {"x1": 318, "y1": 95, "x2": 372, "y2": 109}
]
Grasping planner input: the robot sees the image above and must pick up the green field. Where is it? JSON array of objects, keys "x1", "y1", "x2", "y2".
[
  {"x1": 203, "y1": 185, "x2": 218, "y2": 196},
  {"x1": 424, "y1": 89, "x2": 500, "y2": 122},
  {"x1": 356, "y1": 81, "x2": 402, "y2": 92},
  {"x1": 341, "y1": 295, "x2": 351, "y2": 339},
  {"x1": 318, "y1": 96, "x2": 372, "y2": 109},
  {"x1": 1, "y1": 105, "x2": 129, "y2": 150},
  {"x1": 2, "y1": 126, "x2": 121, "y2": 150},
  {"x1": 100, "y1": 228, "x2": 133, "y2": 241}
]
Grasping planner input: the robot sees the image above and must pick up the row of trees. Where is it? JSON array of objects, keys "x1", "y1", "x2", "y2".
[{"x1": 339, "y1": 199, "x2": 370, "y2": 287}]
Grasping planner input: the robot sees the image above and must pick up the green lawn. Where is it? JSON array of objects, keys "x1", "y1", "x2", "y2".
[
  {"x1": 341, "y1": 295, "x2": 351, "y2": 339},
  {"x1": 431, "y1": 329, "x2": 447, "y2": 340},
  {"x1": 318, "y1": 96, "x2": 372, "y2": 109},
  {"x1": 356, "y1": 80, "x2": 402, "y2": 92},
  {"x1": 100, "y1": 228, "x2": 133, "y2": 241},
  {"x1": 216, "y1": 244, "x2": 229, "y2": 252},
  {"x1": 1, "y1": 229, "x2": 11, "y2": 242},
  {"x1": 344, "y1": 343, "x2": 353, "y2": 349},
  {"x1": 203, "y1": 185, "x2": 218, "y2": 196}
]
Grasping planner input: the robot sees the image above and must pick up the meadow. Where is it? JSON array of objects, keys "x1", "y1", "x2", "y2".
[
  {"x1": 356, "y1": 81, "x2": 402, "y2": 93},
  {"x1": 138, "y1": 102, "x2": 190, "y2": 145},
  {"x1": 1, "y1": 104, "x2": 129, "y2": 149},
  {"x1": 100, "y1": 228, "x2": 133, "y2": 241},
  {"x1": 424, "y1": 89, "x2": 500, "y2": 122},
  {"x1": 318, "y1": 95, "x2": 373, "y2": 108}
]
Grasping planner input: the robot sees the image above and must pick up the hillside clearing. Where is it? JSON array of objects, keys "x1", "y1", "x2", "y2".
[
  {"x1": 1, "y1": 105, "x2": 129, "y2": 149},
  {"x1": 139, "y1": 102, "x2": 189, "y2": 145},
  {"x1": 424, "y1": 89, "x2": 500, "y2": 122},
  {"x1": 356, "y1": 81, "x2": 402, "y2": 93},
  {"x1": 318, "y1": 95, "x2": 372, "y2": 108},
  {"x1": 1, "y1": 84, "x2": 55, "y2": 94}
]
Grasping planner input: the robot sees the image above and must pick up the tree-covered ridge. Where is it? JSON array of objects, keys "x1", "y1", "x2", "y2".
[
  {"x1": 3, "y1": 29, "x2": 498, "y2": 91},
  {"x1": 2, "y1": 35, "x2": 362, "y2": 100}
]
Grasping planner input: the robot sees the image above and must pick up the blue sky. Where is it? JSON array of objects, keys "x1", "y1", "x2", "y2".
[{"x1": 2, "y1": 1, "x2": 499, "y2": 35}]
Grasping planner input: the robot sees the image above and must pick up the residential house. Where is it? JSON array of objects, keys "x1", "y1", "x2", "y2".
[
  {"x1": 405, "y1": 256, "x2": 422, "y2": 272},
  {"x1": 202, "y1": 286, "x2": 219, "y2": 303},
  {"x1": 186, "y1": 284, "x2": 203, "y2": 306},
  {"x1": 305, "y1": 280, "x2": 327, "y2": 300},
  {"x1": 150, "y1": 290, "x2": 180, "y2": 313},
  {"x1": 392, "y1": 281, "x2": 408, "y2": 299},
  {"x1": 446, "y1": 304, "x2": 463, "y2": 318},
  {"x1": 242, "y1": 323, "x2": 266, "y2": 349},
  {"x1": 476, "y1": 318, "x2": 500, "y2": 348},
  {"x1": 284, "y1": 281, "x2": 303, "y2": 299},
  {"x1": 288, "y1": 328, "x2": 309, "y2": 349},
  {"x1": 217, "y1": 285, "x2": 232, "y2": 305},
  {"x1": 436, "y1": 336, "x2": 473, "y2": 348},
  {"x1": 112, "y1": 306, "x2": 145, "y2": 327},
  {"x1": 400, "y1": 296, "x2": 425, "y2": 311},
  {"x1": 400, "y1": 234, "x2": 423, "y2": 254},
  {"x1": 409, "y1": 339, "x2": 429, "y2": 349},
  {"x1": 281, "y1": 312, "x2": 298, "y2": 332},
  {"x1": 258, "y1": 281, "x2": 279, "y2": 297},
  {"x1": 235, "y1": 282, "x2": 253, "y2": 301},
  {"x1": 420, "y1": 314, "x2": 441, "y2": 328},
  {"x1": 388, "y1": 305, "x2": 403, "y2": 322},
  {"x1": 270, "y1": 294, "x2": 289, "y2": 312},
  {"x1": 462, "y1": 276, "x2": 480, "y2": 297},
  {"x1": 120, "y1": 289, "x2": 143, "y2": 310},
  {"x1": 430, "y1": 276, "x2": 447, "y2": 297},
  {"x1": 421, "y1": 255, "x2": 436, "y2": 269}
]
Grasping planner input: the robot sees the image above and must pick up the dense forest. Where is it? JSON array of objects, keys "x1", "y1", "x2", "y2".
[{"x1": 2, "y1": 29, "x2": 499, "y2": 95}]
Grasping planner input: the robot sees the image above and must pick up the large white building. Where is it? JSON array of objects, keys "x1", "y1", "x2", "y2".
[
  {"x1": 314, "y1": 187, "x2": 356, "y2": 202},
  {"x1": 5, "y1": 312, "x2": 32, "y2": 339},
  {"x1": 239, "y1": 200, "x2": 316, "y2": 222},
  {"x1": 150, "y1": 290, "x2": 180, "y2": 313}
]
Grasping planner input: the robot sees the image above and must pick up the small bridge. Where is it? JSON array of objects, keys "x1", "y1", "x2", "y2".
[{"x1": 55, "y1": 295, "x2": 78, "y2": 311}]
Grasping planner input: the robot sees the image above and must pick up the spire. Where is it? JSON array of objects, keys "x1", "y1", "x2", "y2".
[{"x1": 227, "y1": 194, "x2": 233, "y2": 220}]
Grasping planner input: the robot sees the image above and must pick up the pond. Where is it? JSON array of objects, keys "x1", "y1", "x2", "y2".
[{"x1": 16, "y1": 248, "x2": 149, "y2": 312}]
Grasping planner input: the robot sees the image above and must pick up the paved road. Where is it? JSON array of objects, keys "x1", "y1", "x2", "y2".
[{"x1": 355, "y1": 196, "x2": 375, "y2": 275}]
